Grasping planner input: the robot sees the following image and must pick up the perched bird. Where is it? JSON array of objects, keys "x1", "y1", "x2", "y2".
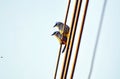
[
  {"x1": 52, "y1": 31, "x2": 67, "y2": 53},
  {"x1": 53, "y1": 22, "x2": 70, "y2": 36},
  {"x1": 52, "y1": 31, "x2": 67, "y2": 44}
]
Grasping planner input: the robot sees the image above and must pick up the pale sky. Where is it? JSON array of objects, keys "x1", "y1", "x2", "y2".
[{"x1": 0, "y1": 0, "x2": 120, "y2": 79}]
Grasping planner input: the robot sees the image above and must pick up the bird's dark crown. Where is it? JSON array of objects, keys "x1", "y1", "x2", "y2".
[{"x1": 53, "y1": 22, "x2": 63, "y2": 27}]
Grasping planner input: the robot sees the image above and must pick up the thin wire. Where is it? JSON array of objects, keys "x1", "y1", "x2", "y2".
[
  {"x1": 88, "y1": 0, "x2": 107, "y2": 79},
  {"x1": 63, "y1": 0, "x2": 71, "y2": 31},
  {"x1": 60, "y1": 0, "x2": 79, "y2": 78},
  {"x1": 54, "y1": 44, "x2": 62, "y2": 79},
  {"x1": 54, "y1": 0, "x2": 71, "y2": 79},
  {"x1": 63, "y1": 0, "x2": 82, "y2": 78},
  {"x1": 70, "y1": 0, "x2": 89, "y2": 78}
]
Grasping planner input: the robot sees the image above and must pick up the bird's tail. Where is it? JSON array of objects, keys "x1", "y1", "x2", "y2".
[{"x1": 62, "y1": 45, "x2": 66, "y2": 53}]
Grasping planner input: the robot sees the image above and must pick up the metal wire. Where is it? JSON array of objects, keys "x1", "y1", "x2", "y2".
[
  {"x1": 54, "y1": 44, "x2": 62, "y2": 79},
  {"x1": 70, "y1": 0, "x2": 89, "y2": 78},
  {"x1": 88, "y1": 0, "x2": 107, "y2": 79},
  {"x1": 63, "y1": 0, "x2": 71, "y2": 31},
  {"x1": 63, "y1": 0, "x2": 82, "y2": 78},
  {"x1": 54, "y1": 0, "x2": 71, "y2": 78},
  {"x1": 60, "y1": 0, "x2": 79, "y2": 78}
]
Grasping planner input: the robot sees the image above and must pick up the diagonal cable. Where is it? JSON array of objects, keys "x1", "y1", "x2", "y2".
[
  {"x1": 60, "y1": 0, "x2": 79, "y2": 78},
  {"x1": 70, "y1": 0, "x2": 89, "y2": 78},
  {"x1": 63, "y1": 0, "x2": 82, "y2": 78},
  {"x1": 54, "y1": 0, "x2": 71, "y2": 78},
  {"x1": 88, "y1": 0, "x2": 107, "y2": 79}
]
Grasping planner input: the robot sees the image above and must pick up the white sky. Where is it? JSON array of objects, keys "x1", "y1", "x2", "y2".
[{"x1": 0, "y1": 0, "x2": 120, "y2": 79}]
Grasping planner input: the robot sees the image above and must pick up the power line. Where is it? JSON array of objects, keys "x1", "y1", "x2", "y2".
[
  {"x1": 63, "y1": 0, "x2": 82, "y2": 78},
  {"x1": 54, "y1": 0, "x2": 71, "y2": 78},
  {"x1": 88, "y1": 0, "x2": 107, "y2": 79},
  {"x1": 60, "y1": 0, "x2": 79, "y2": 78},
  {"x1": 54, "y1": 0, "x2": 107, "y2": 78},
  {"x1": 70, "y1": 0, "x2": 89, "y2": 78},
  {"x1": 54, "y1": 44, "x2": 62, "y2": 79}
]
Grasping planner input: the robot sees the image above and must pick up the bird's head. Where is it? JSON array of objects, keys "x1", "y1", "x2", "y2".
[
  {"x1": 53, "y1": 22, "x2": 63, "y2": 28},
  {"x1": 51, "y1": 31, "x2": 60, "y2": 37},
  {"x1": 52, "y1": 31, "x2": 62, "y2": 43}
]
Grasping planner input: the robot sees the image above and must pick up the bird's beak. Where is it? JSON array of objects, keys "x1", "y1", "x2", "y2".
[
  {"x1": 51, "y1": 34, "x2": 54, "y2": 36},
  {"x1": 53, "y1": 23, "x2": 57, "y2": 27},
  {"x1": 51, "y1": 32, "x2": 55, "y2": 36}
]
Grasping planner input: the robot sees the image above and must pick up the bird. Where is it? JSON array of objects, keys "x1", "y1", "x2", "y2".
[
  {"x1": 53, "y1": 22, "x2": 70, "y2": 37},
  {"x1": 52, "y1": 31, "x2": 67, "y2": 53}
]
